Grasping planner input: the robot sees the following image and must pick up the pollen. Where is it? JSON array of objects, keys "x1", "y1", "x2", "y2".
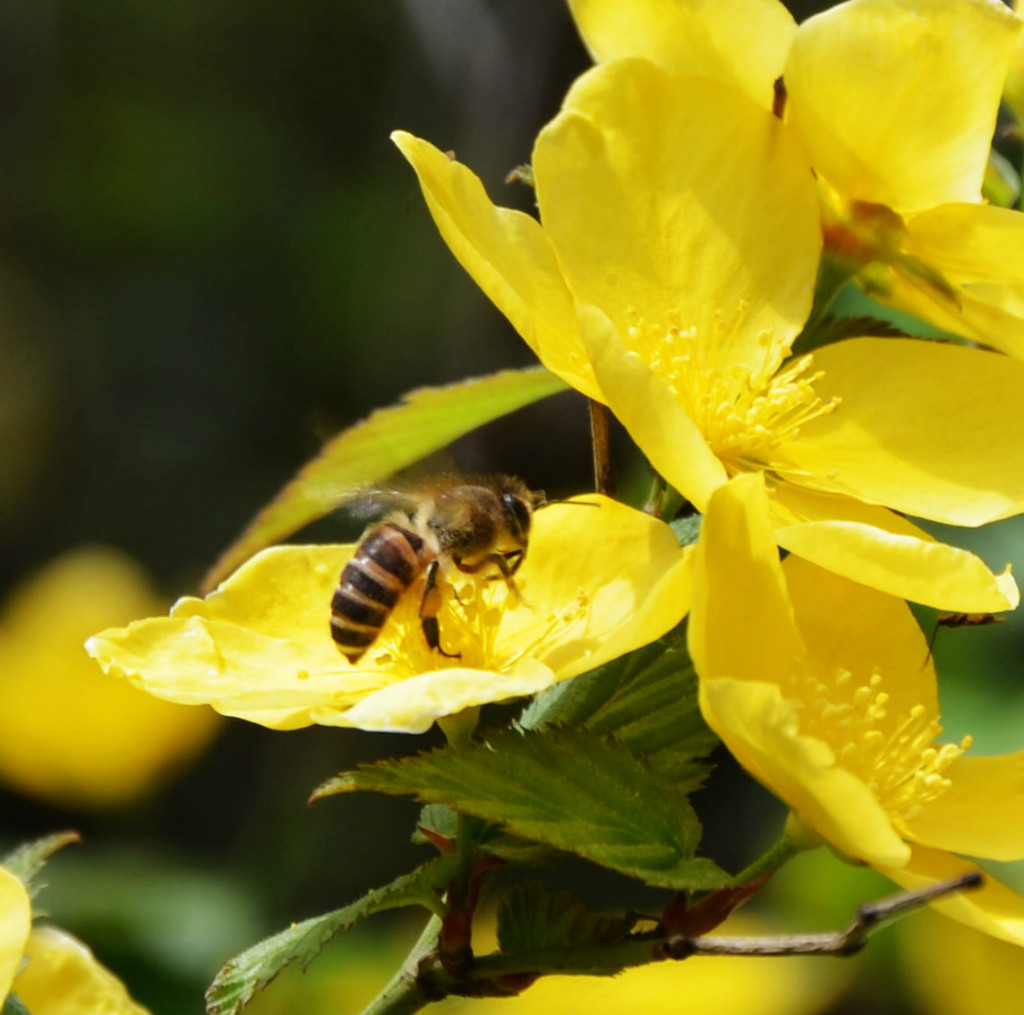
[
  {"x1": 790, "y1": 664, "x2": 969, "y2": 825},
  {"x1": 622, "y1": 306, "x2": 838, "y2": 472},
  {"x1": 357, "y1": 569, "x2": 581, "y2": 677}
]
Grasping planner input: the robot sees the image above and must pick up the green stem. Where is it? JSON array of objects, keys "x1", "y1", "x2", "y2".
[
  {"x1": 1019, "y1": 149, "x2": 1024, "y2": 212},
  {"x1": 732, "y1": 833, "x2": 805, "y2": 886},
  {"x1": 790, "y1": 254, "x2": 855, "y2": 357},
  {"x1": 361, "y1": 914, "x2": 443, "y2": 1015}
]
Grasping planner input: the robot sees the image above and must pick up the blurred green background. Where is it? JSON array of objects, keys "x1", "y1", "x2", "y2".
[{"x1": 1, "y1": 2, "x2": 1023, "y2": 1013}]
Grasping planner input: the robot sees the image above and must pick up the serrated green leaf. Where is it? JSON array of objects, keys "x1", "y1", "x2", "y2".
[
  {"x1": 497, "y1": 884, "x2": 636, "y2": 956},
  {"x1": 2, "y1": 832, "x2": 79, "y2": 900},
  {"x1": 205, "y1": 857, "x2": 456, "y2": 1015},
  {"x1": 202, "y1": 367, "x2": 568, "y2": 591},
  {"x1": 520, "y1": 626, "x2": 717, "y2": 791},
  {"x1": 412, "y1": 804, "x2": 459, "y2": 846},
  {"x1": 1, "y1": 993, "x2": 31, "y2": 1015},
  {"x1": 317, "y1": 728, "x2": 731, "y2": 891},
  {"x1": 800, "y1": 314, "x2": 911, "y2": 351},
  {"x1": 412, "y1": 806, "x2": 553, "y2": 865},
  {"x1": 669, "y1": 513, "x2": 701, "y2": 548}
]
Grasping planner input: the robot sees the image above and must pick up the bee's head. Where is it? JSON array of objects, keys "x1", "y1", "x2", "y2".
[{"x1": 496, "y1": 478, "x2": 543, "y2": 549}]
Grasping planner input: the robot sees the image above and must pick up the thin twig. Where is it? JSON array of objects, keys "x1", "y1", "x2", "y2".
[
  {"x1": 587, "y1": 398, "x2": 614, "y2": 497},
  {"x1": 409, "y1": 871, "x2": 983, "y2": 1002},
  {"x1": 663, "y1": 872, "x2": 982, "y2": 959}
]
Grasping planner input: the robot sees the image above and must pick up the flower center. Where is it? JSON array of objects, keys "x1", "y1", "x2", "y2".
[
  {"x1": 359, "y1": 569, "x2": 589, "y2": 677},
  {"x1": 621, "y1": 306, "x2": 838, "y2": 473},
  {"x1": 791, "y1": 664, "x2": 970, "y2": 825}
]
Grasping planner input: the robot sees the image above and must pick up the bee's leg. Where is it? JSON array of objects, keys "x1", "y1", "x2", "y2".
[
  {"x1": 453, "y1": 552, "x2": 523, "y2": 604},
  {"x1": 420, "y1": 560, "x2": 460, "y2": 658}
]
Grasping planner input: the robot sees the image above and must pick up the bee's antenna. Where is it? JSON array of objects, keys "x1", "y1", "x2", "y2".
[{"x1": 535, "y1": 496, "x2": 600, "y2": 510}]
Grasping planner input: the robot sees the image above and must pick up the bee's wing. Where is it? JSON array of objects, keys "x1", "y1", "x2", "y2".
[{"x1": 342, "y1": 486, "x2": 422, "y2": 522}]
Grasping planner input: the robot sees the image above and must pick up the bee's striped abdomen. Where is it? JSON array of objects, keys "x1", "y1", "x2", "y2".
[{"x1": 330, "y1": 523, "x2": 428, "y2": 662}]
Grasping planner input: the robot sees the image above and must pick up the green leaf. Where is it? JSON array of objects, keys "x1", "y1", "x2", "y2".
[
  {"x1": 520, "y1": 625, "x2": 717, "y2": 792},
  {"x1": 497, "y1": 884, "x2": 636, "y2": 957},
  {"x1": 412, "y1": 805, "x2": 553, "y2": 865},
  {"x1": 205, "y1": 857, "x2": 457, "y2": 1015},
  {"x1": 806, "y1": 314, "x2": 911, "y2": 346},
  {"x1": 2, "y1": 831, "x2": 79, "y2": 900},
  {"x1": 201, "y1": 367, "x2": 568, "y2": 591},
  {"x1": 792, "y1": 311, "x2": 913, "y2": 357},
  {"x1": 1, "y1": 993, "x2": 31, "y2": 1015},
  {"x1": 317, "y1": 727, "x2": 731, "y2": 891},
  {"x1": 983, "y1": 149, "x2": 1020, "y2": 209},
  {"x1": 668, "y1": 512, "x2": 701, "y2": 548}
]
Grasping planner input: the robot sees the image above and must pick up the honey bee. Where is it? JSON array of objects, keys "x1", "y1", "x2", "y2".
[{"x1": 329, "y1": 475, "x2": 545, "y2": 662}]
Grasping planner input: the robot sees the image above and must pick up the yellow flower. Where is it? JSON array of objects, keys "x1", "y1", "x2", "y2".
[
  {"x1": 1, "y1": 865, "x2": 149, "y2": 1015},
  {"x1": 0, "y1": 548, "x2": 221, "y2": 809},
  {"x1": 570, "y1": 0, "x2": 1024, "y2": 356},
  {"x1": 0, "y1": 866, "x2": 29, "y2": 1002},
  {"x1": 689, "y1": 472, "x2": 1024, "y2": 945},
  {"x1": 87, "y1": 498, "x2": 692, "y2": 733},
  {"x1": 394, "y1": 53, "x2": 1024, "y2": 613}
]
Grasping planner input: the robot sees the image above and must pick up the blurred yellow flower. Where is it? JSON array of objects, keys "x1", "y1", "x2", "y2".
[
  {"x1": 87, "y1": 498, "x2": 693, "y2": 733},
  {"x1": 0, "y1": 547, "x2": 220, "y2": 809},
  {"x1": 1, "y1": 864, "x2": 149, "y2": 1015},
  {"x1": 570, "y1": 0, "x2": 1024, "y2": 356},
  {"x1": 902, "y1": 908, "x2": 1024, "y2": 1015},
  {"x1": 689, "y1": 473, "x2": 1024, "y2": 945},
  {"x1": 395, "y1": 52, "x2": 1024, "y2": 613}
]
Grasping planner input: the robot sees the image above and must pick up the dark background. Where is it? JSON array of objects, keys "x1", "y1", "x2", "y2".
[{"x1": 1, "y1": 3, "x2": 1022, "y2": 1013}]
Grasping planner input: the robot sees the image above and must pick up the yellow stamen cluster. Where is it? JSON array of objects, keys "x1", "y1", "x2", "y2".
[
  {"x1": 359, "y1": 572, "x2": 590, "y2": 678},
  {"x1": 791, "y1": 664, "x2": 970, "y2": 824},
  {"x1": 621, "y1": 306, "x2": 838, "y2": 471}
]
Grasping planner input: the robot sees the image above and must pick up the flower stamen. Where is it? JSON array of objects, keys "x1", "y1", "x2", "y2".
[
  {"x1": 791, "y1": 664, "x2": 969, "y2": 824},
  {"x1": 622, "y1": 306, "x2": 839, "y2": 472}
]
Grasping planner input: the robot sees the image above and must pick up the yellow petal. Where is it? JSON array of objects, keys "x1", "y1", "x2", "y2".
[
  {"x1": 689, "y1": 474, "x2": 801, "y2": 688},
  {"x1": 87, "y1": 545, "x2": 380, "y2": 731},
  {"x1": 907, "y1": 204, "x2": 1024, "y2": 285},
  {"x1": 567, "y1": 0, "x2": 797, "y2": 110},
  {"x1": 774, "y1": 339, "x2": 1024, "y2": 526},
  {"x1": 878, "y1": 845, "x2": 1024, "y2": 946},
  {"x1": 699, "y1": 677, "x2": 910, "y2": 867},
  {"x1": 891, "y1": 203, "x2": 1024, "y2": 357},
  {"x1": 15, "y1": 926, "x2": 150, "y2": 1015},
  {"x1": 577, "y1": 303, "x2": 727, "y2": 512},
  {"x1": 782, "y1": 554, "x2": 939, "y2": 725},
  {"x1": 534, "y1": 59, "x2": 819, "y2": 350},
  {"x1": 0, "y1": 866, "x2": 30, "y2": 1000},
  {"x1": 390, "y1": 131, "x2": 600, "y2": 400},
  {"x1": 776, "y1": 515, "x2": 1018, "y2": 613},
  {"x1": 876, "y1": 265, "x2": 1024, "y2": 359},
  {"x1": 905, "y1": 752, "x2": 1024, "y2": 862},
  {"x1": 771, "y1": 485, "x2": 1018, "y2": 612},
  {"x1": 786, "y1": 0, "x2": 1022, "y2": 213},
  {"x1": 324, "y1": 658, "x2": 560, "y2": 734},
  {"x1": 496, "y1": 494, "x2": 695, "y2": 680}
]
